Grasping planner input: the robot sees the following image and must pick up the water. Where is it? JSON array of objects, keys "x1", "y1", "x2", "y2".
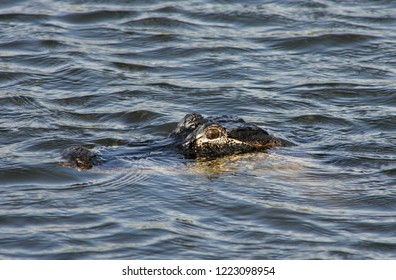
[{"x1": 0, "y1": 0, "x2": 395, "y2": 259}]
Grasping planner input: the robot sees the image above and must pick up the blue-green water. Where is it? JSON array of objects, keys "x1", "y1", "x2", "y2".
[{"x1": 0, "y1": 0, "x2": 395, "y2": 259}]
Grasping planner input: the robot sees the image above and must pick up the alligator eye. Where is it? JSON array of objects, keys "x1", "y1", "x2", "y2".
[{"x1": 205, "y1": 128, "x2": 221, "y2": 140}]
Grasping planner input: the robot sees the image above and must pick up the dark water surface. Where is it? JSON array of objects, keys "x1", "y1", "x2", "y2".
[{"x1": 1, "y1": 0, "x2": 395, "y2": 259}]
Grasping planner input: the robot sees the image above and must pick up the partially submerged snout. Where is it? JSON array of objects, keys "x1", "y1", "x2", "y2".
[{"x1": 60, "y1": 146, "x2": 101, "y2": 170}]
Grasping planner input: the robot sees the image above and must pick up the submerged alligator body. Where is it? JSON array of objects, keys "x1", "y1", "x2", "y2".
[{"x1": 61, "y1": 113, "x2": 292, "y2": 170}]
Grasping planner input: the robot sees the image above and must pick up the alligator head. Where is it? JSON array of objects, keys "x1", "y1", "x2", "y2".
[{"x1": 173, "y1": 113, "x2": 291, "y2": 159}]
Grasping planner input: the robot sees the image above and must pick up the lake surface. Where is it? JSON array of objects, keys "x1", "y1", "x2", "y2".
[{"x1": 0, "y1": 0, "x2": 395, "y2": 259}]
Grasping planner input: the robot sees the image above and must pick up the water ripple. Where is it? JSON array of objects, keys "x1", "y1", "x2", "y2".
[{"x1": 0, "y1": 0, "x2": 395, "y2": 260}]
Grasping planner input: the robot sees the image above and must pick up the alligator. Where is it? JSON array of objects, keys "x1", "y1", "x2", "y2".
[{"x1": 60, "y1": 113, "x2": 292, "y2": 170}]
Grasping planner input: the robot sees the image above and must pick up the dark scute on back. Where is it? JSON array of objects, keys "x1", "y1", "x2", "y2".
[{"x1": 228, "y1": 125, "x2": 270, "y2": 142}]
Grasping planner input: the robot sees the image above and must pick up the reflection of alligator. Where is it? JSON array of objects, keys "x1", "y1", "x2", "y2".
[{"x1": 60, "y1": 113, "x2": 292, "y2": 170}]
